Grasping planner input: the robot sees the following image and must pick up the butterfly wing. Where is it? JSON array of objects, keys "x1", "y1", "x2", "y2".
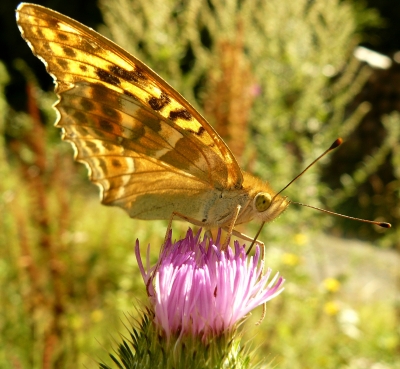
[{"x1": 16, "y1": 3, "x2": 244, "y2": 220}]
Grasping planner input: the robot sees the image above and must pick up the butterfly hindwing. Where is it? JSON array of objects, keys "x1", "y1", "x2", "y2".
[{"x1": 16, "y1": 3, "x2": 244, "y2": 220}]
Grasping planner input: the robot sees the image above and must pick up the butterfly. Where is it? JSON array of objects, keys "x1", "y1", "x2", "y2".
[{"x1": 16, "y1": 3, "x2": 289, "y2": 242}]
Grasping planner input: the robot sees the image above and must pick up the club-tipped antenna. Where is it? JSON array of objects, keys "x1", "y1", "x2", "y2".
[
  {"x1": 246, "y1": 138, "x2": 391, "y2": 254},
  {"x1": 274, "y1": 138, "x2": 343, "y2": 199},
  {"x1": 291, "y1": 201, "x2": 391, "y2": 228}
]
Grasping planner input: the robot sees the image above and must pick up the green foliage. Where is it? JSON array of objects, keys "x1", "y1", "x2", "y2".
[
  {"x1": 100, "y1": 309, "x2": 254, "y2": 369},
  {"x1": 243, "y1": 234, "x2": 400, "y2": 369}
]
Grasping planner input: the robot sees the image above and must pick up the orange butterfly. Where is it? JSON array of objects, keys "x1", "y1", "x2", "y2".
[
  {"x1": 16, "y1": 3, "x2": 334, "y2": 242},
  {"x1": 16, "y1": 4, "x2": 391, "y2": 240}
]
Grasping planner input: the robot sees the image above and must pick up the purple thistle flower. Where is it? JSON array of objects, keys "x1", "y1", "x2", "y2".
[{"x1": 135, "y1": 229, "x2": 284, "y2": 341}]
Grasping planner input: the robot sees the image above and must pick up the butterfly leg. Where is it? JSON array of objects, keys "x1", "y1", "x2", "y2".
[
  {"x1": 226, "y1": 226, "x2": 267, "y2": 324},
  {"x1": 164, "y1": 211, "x2": 206, "y2": 247},
  {"x1": 222, "y1": 227, "x2": 265, "y2": 250},
  {"x1": 223, "y1": 205, "x2": 241, "y2": 248},
  {"x1": 256, "y1": 303, "x2": 267, "y2": 326},
  {"x1": 223, "y1": 226, "x2": 266, "y2": 272}
]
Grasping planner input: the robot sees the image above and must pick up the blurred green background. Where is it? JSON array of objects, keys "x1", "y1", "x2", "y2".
[{"x1": 0, "y1": 0, "x2": 399, "y2": 368}]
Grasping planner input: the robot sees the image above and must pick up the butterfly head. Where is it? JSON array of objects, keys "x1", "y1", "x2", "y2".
[{"x1": 252, "y1": 192, "x2": 290, "y2": 223}]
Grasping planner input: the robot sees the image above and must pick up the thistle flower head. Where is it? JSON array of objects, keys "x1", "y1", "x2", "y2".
[{"x1": 135, "y1": 229, "x2": 284, "y2": 341}]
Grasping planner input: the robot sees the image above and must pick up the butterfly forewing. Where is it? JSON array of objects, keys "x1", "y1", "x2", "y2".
[
  {"x1": 58, "y1": 82, "x2": 226, "y2": 182},
  {"x1": 16, "y1": 4, "x2": 243, "y2": 203}
]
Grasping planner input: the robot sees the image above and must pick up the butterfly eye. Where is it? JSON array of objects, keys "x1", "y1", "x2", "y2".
[{"x1": 254, "y1": 193, "x2": 272, "y2": 212}]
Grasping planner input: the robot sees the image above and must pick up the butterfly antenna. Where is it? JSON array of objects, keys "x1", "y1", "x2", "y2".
[
  {"x1": 274, "y1": 138, "x2": 343, "y2": 199},
  {"x1": 277, "y1": 137, "x2": 391, "y2": 228},
  {"x1": 248, "y1": 139, "x2": 342, "y2": 253},
  {"x1": 247, "y1": 138, "x2": 391, "y2": 254},
  {"x1": 291, "y1": 202, "x2": 391, "y2": 228}
]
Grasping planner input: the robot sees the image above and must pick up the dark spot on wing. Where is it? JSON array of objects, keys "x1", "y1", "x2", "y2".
[
  {"x1": 96, "y1": 68, "x2": 121, "y2": 86},
  {"x1": 56, "y1": 58, "x2": 69, "y2": 69},
  {"x1": 187, "y1": 126, "x2": 205, "y2": 136},
  {"x1": 57, "y1": 33, "x2": 68, "y2": 41},
  {"x1": 123, "y1": 90, "x2": 137, "y2": 99},
  {"x1": 89, "y1": 85, "x2": 121, "y2": 109},
  {"x1": 197, "y1": 126, "x2": 205, "y2": 136},
  {"x1": 111, "y1": 159, "x2": 122, "y2": 168},
  {"x1": 79, "y1": 64, "x2": 87, "y2": 72},
  {"x1": 99, "y1": 119, "x2": 114, "y2": 132},
  {"x1": 62, "y1": 46, "x2": 76, "y2": 58},
  {"x1": 91, "y1": 83, "x2": 113, "y2": 101},
  {"x1": 120, "y1": 137, "x2": 136, "y2": 150},
  {"x1": 133, "y1": 66, "x2": 147, "y2": 80},
  {"x1": 73, "y1": 111, "x2": 88, "y2": 123},
  {"x1": 36, "y1": 28, "x2": 44, "y2": 38},
  {"x1": 80, "y1": 98, "x2": 94, "y2": 111},
  {"x1": 109, "y1": 65, "x2": 148, "y2": 83},
  {"x1": 41, "y1": 41, "x2": 51, "y2": 53},
  {"x1": 102, "y1": 105, "x2": 120, "y2": 120},
  {"x1": 47, "y1": 18, "x2": 59, "y2": 28},
  {"x1": 85, "y1": 140, "x2": 100, "y2": 154},
  {"x1": 169, "y1": 109, "x2": 192, "y2": 121},
  {"x1": 135, "y1": 110, "x2": 161, "y2": 132},
  {"x1": 148, "y1": 92, "x2": 170, "y2": 111},
  {"x1": 128, "y1": 123, "x2": 145, "y2": 140},
  {"x1": 103, "y1": 142, "x2": 114, "y2": 151},
  {"x1": 92, "y1": 127, "x2": 106, "y2": 139}
]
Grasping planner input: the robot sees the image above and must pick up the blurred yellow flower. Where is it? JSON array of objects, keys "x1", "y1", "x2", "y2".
[
  {"x1": 91, "y1": 309, "x2": 104, "y2": 323},
  {"x1": 70, "y1": 314, "x2": 83, "y2": 330},
  {"x1": 293, "y1": 233, "x2": 307, "y2": 245},
  {"x1": 323, "y1": 278, "x2": 341, "y2": 293},
  {"x1": 282, "y1": 253, "x2": 300, "y2": 266},
  {"x1": 324, "y1": 301, "x2": 340, "y2": 316}
]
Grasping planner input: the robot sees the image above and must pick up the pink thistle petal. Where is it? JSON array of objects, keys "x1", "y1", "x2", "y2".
[{"x1": 135, "y1": 229, "x2": 285, "y2": 340}]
